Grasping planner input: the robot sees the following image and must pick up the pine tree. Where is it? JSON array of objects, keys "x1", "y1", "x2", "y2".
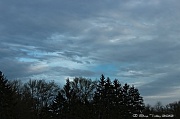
[
  {"x1": 121, "y1": 83, "x2": 144, "y2": 118},
  {"x1": 93, "y1": 75, "x2": 117, "y2": 119},
  {"x1": 128, "y1": 86, "x2": 144, "y2": 114},
  {"x1": 93, "y1": 74, "x2": 107, "y2": 118},
  {"x1": 111, "y1": 79, "x2": 124, "y2": 118},
  {"x1": 0, "y1": 71, "x2": 15, "y2": 119},
  {"x1": 93, "y1": 75, "x2": 145, "y2": 119}
]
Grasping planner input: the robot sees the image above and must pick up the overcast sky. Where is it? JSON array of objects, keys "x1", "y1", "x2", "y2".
[{"x1": 1, "y1": 0, "x2": 180, "y2": 105}]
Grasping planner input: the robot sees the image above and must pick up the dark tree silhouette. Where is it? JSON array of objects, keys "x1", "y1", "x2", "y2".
[
  {"x1": 50, "y1": 77, "x2": 96, "y2": 119},
  {"x1": 50, "y1": 91, "x2": 66, "y2": 119},
  {"x1": 93, "y1": 75, "x2": 144, "y2": 119},
  {"x1": 0, "y1": 72, "x2": 151, "y2": 119},
  {"x1": 0, "y1": 71, "x2": 16, "y2": 119},
  {"x1": 22, "y1": 79, "x2": 60, "y2": 119},
  {"x1": 9, "y1": 80, "x2": 33, "y2": 119},
  {"x1": 4, "y1": 78, "x2": 60, "y2": 119},
  {"x1": 166, "y1": 101, "x2": 180, "y2": 118}
]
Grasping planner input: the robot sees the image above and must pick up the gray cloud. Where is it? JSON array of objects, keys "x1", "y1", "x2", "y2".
[
  {"x1": 1, "y1": 0, "x2": 180, "y2": 105},
  {"x1": 138, "y1": 71, "x2": 180, "y2": 105}
]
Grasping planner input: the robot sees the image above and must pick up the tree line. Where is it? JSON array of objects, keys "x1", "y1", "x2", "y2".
[{"x1": 0, "y1": 71, "x2": 180, "y2": 119}]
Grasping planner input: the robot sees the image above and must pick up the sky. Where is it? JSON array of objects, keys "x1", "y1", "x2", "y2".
[{"x1": 1, "y1": 0, "x2": 180, "y2": 105}]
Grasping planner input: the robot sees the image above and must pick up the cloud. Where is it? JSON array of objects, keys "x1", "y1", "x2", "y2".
[{"x1": 1, "y1": 0, "x2": 180, "y2": 105}]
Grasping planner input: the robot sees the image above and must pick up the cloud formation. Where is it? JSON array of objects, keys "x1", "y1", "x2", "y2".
[{"x1": 0, "y1": 0, "x2": 180, "y2": 105}]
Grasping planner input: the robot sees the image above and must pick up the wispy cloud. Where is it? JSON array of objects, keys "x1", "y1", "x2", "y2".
[{"x1": 1, "y1": 0, "x2": 180, "y2": 105}]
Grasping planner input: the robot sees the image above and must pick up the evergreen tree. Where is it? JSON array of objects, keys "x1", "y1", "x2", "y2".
[
  {"x1": 129, "y1": 86, "x2": 144, "y2": 113},
  {"x1": 111, "y1": 79, "x2": 124, "y2": 118},
  {"x1": 93, "y1": 74, "x2": 107, "y2": 119},
  {"x1": 0, "y1": 71, "x2": 15, "y2": 119},
  {"x1": 93, "y1": 75, "x2": 144, "y2": 119},
  {"x1": 121, "y1": 83, "x2": 144, "y2": 118}
]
